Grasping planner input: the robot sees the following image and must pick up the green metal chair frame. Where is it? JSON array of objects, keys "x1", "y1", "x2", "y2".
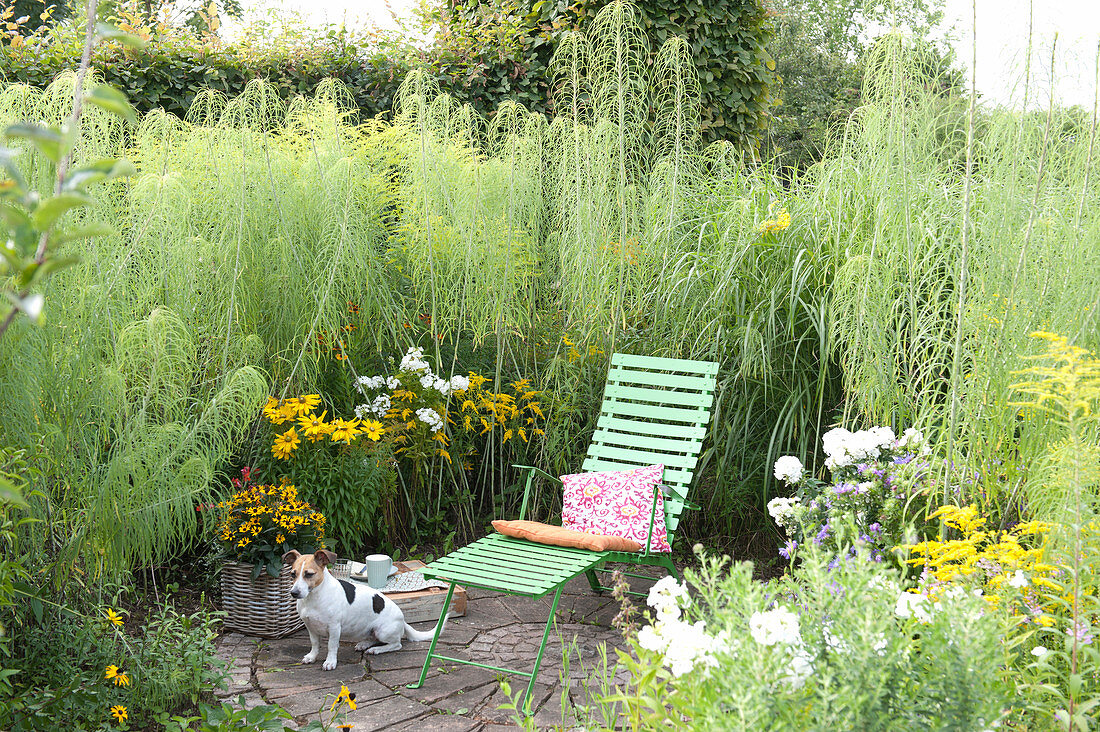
[{"x1": 407, "y1": 353, "x2": 718, "y2": 712}]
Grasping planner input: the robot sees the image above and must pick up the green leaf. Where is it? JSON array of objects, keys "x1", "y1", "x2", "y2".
[
  {"x1": 0, "y1": 476, "x2": 28, "y2": 508},
  {"x1": 31, "y1": 192, "x2": 92, "y2": 230},
  {"x1": 52, "y1": 222, "x2": 114, "y2": 244},
  {"x1": 64, "y1": 158, "x2": 136, "y2": 191},
  {"x1": 85, "y1": 84, "x2": 138, "y2": 124},
  {"x1": 4, "y1": 123, "x2": 70, "y2": 164},
  {"x1": 95, "y1": 22, "x2": 147, "y2": 49}
]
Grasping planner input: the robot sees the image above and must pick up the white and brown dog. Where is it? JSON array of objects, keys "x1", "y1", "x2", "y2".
[{"x1": 282, "y1": 549, "x2": 440, "y2": 671}]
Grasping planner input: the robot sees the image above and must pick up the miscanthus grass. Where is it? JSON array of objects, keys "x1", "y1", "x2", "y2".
[{"x1": 0, "y1": 1, "x2": 1097, "y2": 567}]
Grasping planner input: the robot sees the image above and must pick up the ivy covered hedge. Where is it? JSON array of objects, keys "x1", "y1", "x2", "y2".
[
  {"x1": 0, "y1": 0, "x2": 773, "y2": 148},
  {"x1": 437, "y1": 0, "x2": 775, "y2": 147},
  {"x1": 0, "y1": 32, "x2": 414, "y2": 122}
]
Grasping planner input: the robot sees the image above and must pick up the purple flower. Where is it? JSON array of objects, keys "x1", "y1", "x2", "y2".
[
  {"x1": 815, "y1": 524, "x2": 830, "y2": 545},
  {"x1": 893, "y1": 454, "x2": 914, "y2": 465},
  {"x1": 833, "y1": 482, "x2": 856, "y2": 496},
  {"x1": 779, "y1": 540, "x2": 798, "y2": 559},
  {"x1": 869, "y1": 522, "x2": 883, "y2": 534},
  {"x1": 1068, "y1": 622, "x2": 1094, "y2": 646}
]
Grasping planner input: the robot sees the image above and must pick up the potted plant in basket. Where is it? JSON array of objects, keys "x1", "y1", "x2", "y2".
[{"x1": 215, "y1": 467, "x2": 327, "y2": 637}]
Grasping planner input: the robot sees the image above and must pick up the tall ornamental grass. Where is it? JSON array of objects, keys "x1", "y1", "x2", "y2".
[{"x1": 0, "y1": 1, "x2": 1097, "y2": 572}]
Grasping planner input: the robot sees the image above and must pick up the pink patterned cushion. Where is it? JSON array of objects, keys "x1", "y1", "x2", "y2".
[{"x1": 560, "y1": 464, "x2": 670, "y2": 553}]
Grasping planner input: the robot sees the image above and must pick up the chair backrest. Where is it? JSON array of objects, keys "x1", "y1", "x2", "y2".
[{"x1": 581, "y1": 353, "x2": 719, "y2": 544}]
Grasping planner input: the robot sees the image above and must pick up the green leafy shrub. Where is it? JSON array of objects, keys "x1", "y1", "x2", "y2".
[
  {"x1": 4, "y1": 601, "x2": 226, "y2": 731},
  {"x1": 580, "y1": 546, "x2": 1009, "y2": 729}
]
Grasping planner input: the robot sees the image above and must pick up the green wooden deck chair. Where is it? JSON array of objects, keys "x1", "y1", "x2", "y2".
[{"x1": 408, "y1": 353, "x2": 718, "y2": 711}]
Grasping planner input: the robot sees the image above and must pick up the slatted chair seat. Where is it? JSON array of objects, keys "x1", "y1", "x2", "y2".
[{"x1": 407, "y1": 353, "x2": 718, "y2": 714}]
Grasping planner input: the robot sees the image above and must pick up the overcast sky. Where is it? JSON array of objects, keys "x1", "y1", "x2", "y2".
[{"x1": 239, "y1": 0, "x2": 1100, "y2": 110}]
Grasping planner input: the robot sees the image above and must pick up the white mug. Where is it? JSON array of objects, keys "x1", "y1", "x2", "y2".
[{"x1": 364, "y1": 554, "x2": 392, "y2": 589}]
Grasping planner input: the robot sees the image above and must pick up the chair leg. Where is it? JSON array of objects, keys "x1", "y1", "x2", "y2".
[
  {"x1": 519, "y1": 584, "x2": 563, "y2": 716},
  {"x1": 585, "y1": 568, "x2": 602, "y2": 594},
  {"x1": 661, "y1": 555, "x2": 680, "y2": 581},
  {"x1": 406, "y1": 582, "x2": 454, "y2": 691}
]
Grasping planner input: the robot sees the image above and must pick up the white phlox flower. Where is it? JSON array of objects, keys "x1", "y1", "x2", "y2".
[
  {"x1": 638, "y1": 579, "x2": 727, "y2": 677},
  {"x1": 767, "y1": 496, "x2": 802, "y2": 529},
  {"x1": 400, "y1": 347, "x2": 431, "y2": 373},
  {"x1": 371, "y1": 394, "x2": 391, "y2": 417},
  {"x1": 773, "y1": 456, "x2": 804, "y2": 485},
  {"x1": 1031, "y1": 645, "x2": 1049, "y2": 657},
  {"x1": 419, "y1": 373, "x2": 437, "y2": 390},
  {"x1": 449, "y1": 375, "x2": 470, "y2": 392},
  {"x1": 749, "y1": 605, "x2": 801, "y2": 647},
  {"x1": 897, "y1": 427, "x2": 924, "y2": 449},
  {"x1": 415, "y1": 407, "x2": 445, "y2": 432},
  {"x1": 822, "y1": 425, "x2": 896, "y2": 470},
  {"x1": 783, "y1": 643, "x2": 814, "y2": 689},
  {"x1": 895, "y1": 591, "x2": 933, "y2": 624},
  {"x1": 1009, "y1": 570, "x2": 1028, "y2": 589}
]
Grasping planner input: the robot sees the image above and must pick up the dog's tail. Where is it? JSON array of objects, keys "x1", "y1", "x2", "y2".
[{"x1": 404, "y1": 612, "x2": 449, "y2": 643}]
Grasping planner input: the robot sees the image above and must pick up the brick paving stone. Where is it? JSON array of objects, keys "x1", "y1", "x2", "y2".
[
  {"x1": 216, "y1": 559, "x2": 660, "y2": 732},
  {"x1": 472, "y1": 682, "x2": 555, "y2": 725},
  {"x1": 391, "y1": 712, "x2": 484, "y2": 731},
  {"x1": 429, "y1": 679, "x2": 498, "y2": 717},
  {"x1": 338, "y1": 693, "x2": 431, "y2": 731},
  {"x1": 402, "y1": 664, "x2": 504, "y2": 705}
]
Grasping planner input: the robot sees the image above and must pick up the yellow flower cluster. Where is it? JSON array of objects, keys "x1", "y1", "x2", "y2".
[
  {"x1": 215, "y1": 481, "x2": 325, "y2": 561},
  {"x1": 562, "y1": 334, "x2": 606, "y2": 364},
  {"x1": 757, "y1": 207, "x2": 791, "y2": 234},
  {"x1": 264, "y1": 395, "x2": 384, "y2": 460},
  {"x1": 906, "y1": 504, "x2": 1055, "y2": 610},
  {"x1": 454, "y1": 376, "x2": 546, "y2": 447}
]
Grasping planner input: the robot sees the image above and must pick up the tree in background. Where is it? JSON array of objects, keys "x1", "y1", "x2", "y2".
[{"x1": 762, "y1": 0, "x2": 963, "y2": 175}]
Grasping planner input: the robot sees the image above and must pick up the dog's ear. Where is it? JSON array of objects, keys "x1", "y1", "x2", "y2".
[
  {"x1": 281, "y1": 550, "x2": 301, "y2": 566},
  {"x1": 314, "y1": 549, "x2": 337, "y2": 567}
]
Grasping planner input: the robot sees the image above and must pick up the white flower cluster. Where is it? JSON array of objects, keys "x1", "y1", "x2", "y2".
[
  {"x1": 896, "y1": 427, "x2": 927, "y2": 451},
  {"x1": 416, "y1": 407, "x2": 445, "y2": 433},
  {"x1": 748, "y1": 605, "x2": 814, "y2": 688},
  {"x1": 399, "y1": 347, "x2": 431, "y2": 373},
  {"x1": 773, "y1": 456, "x2": 804, "y2": 485},
  {"x1": 355, "y1": 394, "x2": 393, "y2": 420},
  {"x1": 895, "y1": 586, "x2": 983, "y2": 625},
  {"x1": 767, "y1": 496, "x2": 802, "y2": 530},
  {"x1": 636, "y1": 577, "x2": 728, "y2": 677},
  {"x1": 894, "y1": 591, "x2": 933, "y2": 624},
  {"x1": 355, "y1": 349, "x2": 472, "y2": 420},
  {"x1": 749, "y1": 605, "x2": 800, "y2": 646},
  {"x1": 357, "y1": 374, "x2": 400, "y2": 391},
  {"x1": 821, "y1": 426, "x2": 897, "y2": 470}
]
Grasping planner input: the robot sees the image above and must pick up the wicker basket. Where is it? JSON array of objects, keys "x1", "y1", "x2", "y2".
[{"x1": 220, "y1": 561, "x2": 303, "y2": 638}]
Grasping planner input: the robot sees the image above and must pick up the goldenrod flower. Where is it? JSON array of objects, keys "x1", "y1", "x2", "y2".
[
  {"x1": 110, "y1": 705, "x2": 128, "y2": 723},
  {"x1": 105, "y1": 608, "x2": 124, "y2": 627}
]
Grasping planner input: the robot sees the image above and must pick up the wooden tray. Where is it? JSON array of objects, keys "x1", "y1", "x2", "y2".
[{"x1": 385, "y1": 560, "x2": 466, "y2": 624}]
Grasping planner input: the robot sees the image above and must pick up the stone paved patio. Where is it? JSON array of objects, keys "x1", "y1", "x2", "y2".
[{"x1": 214, "y1": 568, "x2": 657, "y2": 730}]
